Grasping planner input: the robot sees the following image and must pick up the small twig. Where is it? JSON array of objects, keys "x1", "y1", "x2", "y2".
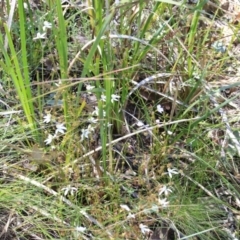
[
  {"x1": 127, "y1": 73, "x2": 173, "y2": 98},
  {"x1": 0, "y1": 211, "x2": 14, "y2": 238}
]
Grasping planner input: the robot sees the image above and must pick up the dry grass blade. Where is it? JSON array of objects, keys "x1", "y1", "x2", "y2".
[
  {"x1": 0, "y1": 211, "x2": 14, "y2": 239},
  {"x1": 0, "y1": 110, "x2": 22, "y2": 115},
  {"x1": 4, "y1": 0, "x2": 17, "y2": 50}
]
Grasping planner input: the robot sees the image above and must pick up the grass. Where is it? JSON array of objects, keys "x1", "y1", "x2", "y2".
[{"x1": 0, "y1": 0, "x2": 240, "y2": 239}]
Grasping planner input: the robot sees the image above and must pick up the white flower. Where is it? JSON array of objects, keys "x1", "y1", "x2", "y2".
[
  {"x1": 92, "y1": 106, "x2": 99, "y2": 116},
  {"x1": 236, "y1": 197, "x2": 240, "y2": 208},
  {"x1": 107, "y1": 122, "x2": 112, "y2": 128},
  {"x1": 86, "y1": 84, "x2": 95, "y2": 91},
  {"x1": 33, "y1": 32, "x2": 46, "y2": 40},
  {"x1": 167, "y1": 168, "x2": 179, "y2": 179},
  {"x1": 157, "y1": 104, "x2": 164, "y2": 113},
  {"x1": 137, "y1": 121, "x2": 144, "y2": 127},
  {"x1": 103, "y1": 122, "x2": 112, "y2": 128},
  {"x1": 51, "y1": 145, "x2": 56, "y2": 150},
  {"x1": 43, "y1": 21, "x2": 52, "y2": 31},
  {"x1": 23, "y1": 2, "x2": 28, "y2": 9},
  {"x1": 167, "y1": 130, "x2": 173, "y2": 135},
  {"x1": 127, "y1": 213, "x2": 135, "y2": 219},
  {"x1": 44, "y1": 134, "x2": 54, "y2": 145},
  {"x1": 61, "y1": 185, "x2": 77, "y2": 196},
  {"x1": 136, "y1": 121, "x2": 149, "y2": 129},
  {"x1": 120, "y1": 204, "x2": 131, "y2": 212},
  {"x1": 139, "y1": 224, "x2": 151, "y2": 235},
  {"x1": 158, "y1": 198, "x2": 169, "y2": 208},
  {"x1": 101, "y1": 94, "x2": 106, "y2": 102},
  {"x1": 111, "y1": 94, "x2": 120, "y2": 103},
  {"x1": 103, "y1": 110, "x2": 106, "y2": 117},
  {"x1": 88, "y1": 117, "x2": 98, "y2": 124},
  {"x1": 80, "y1": 124, "x2": 95, "y2": 141},
  {"x1": 159, "y1": 185, "x2": 172, "y2": 196},
  {"x1": 149, "y1": 205, "x2": 159, "y2": 213},
  {"x1": 156, "y1": 119, "x2": 160, "y2": 124},
  {"x1": 55, "y1": 123, "x2": 67, "y2": 134},
  {"x1": 92, "y1": 106, "x2": 106, "y2": 117},
  {"x1": 55, "y1": 79, "x2": 62, "y2": 87},
  {"x1": 87, "y1": 124, "x2": 95, "y2": 132},
  {"x1": 43, "y1": 113, "x2": 51, "y2": 123},
  {"x1": 75, "y1": 226, "x2": 86, "y2": 233},
  {"x1": 81, "y1": 128, "x2": 90, "y2": 141}
]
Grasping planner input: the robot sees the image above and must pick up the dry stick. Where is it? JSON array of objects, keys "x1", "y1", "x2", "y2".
[
  {"x1": 13, "y1": 174, "x2": 113, "y2": 238},
  {"x1": 170, "y1": 84, "x2": 179, "y2": 121},
  {"x1": 0, "y1": 211, "x2": 14, "y2": 238},
  {"x1": 0, "y1": 110, "x2": 22, "y2": 115},
  {"x1": 127, "y1": 73, "x2": 173, "y2": 98},
  {"x1": 167, "y1": 218, "x2": 189, "y2": 240}
]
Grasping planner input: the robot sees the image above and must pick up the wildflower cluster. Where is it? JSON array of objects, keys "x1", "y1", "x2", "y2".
[
  {"x1": 136, "y1": 104, "x2": 164, "y2": 128},
  {"x1": 79, "y1": 85, "x2": 120, "y2": 142},
  {"x1": 61, "y1": 185, "x2": 77, "y2": 196},
  {"x1": 120, "y1": 168, "x2": 179, "y2": 237},
  {"x1": 42, "y1": 113, "x2": 67, "y2": 146},
  {"x1": 136, "y1": 104, "x2": 173, "y2": 136},
  {"x1": 100, "y1": 93, "x2": 120, "y2": 103},
  {"x1": 120, "y1": 204, "x2": 135, "y2": 220},
  {"x1": 33, "y1": 20, "x2": 52, "y2": 40},
  {"x1": 138, "y1": 168, "x2": 179, "y2": 237},
  {"x1": 157, "y1": 168, "x2": 178, "y2": 207},
  {"x1": 157, "y1": 104, "x2": 164, "y2": 114}
]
